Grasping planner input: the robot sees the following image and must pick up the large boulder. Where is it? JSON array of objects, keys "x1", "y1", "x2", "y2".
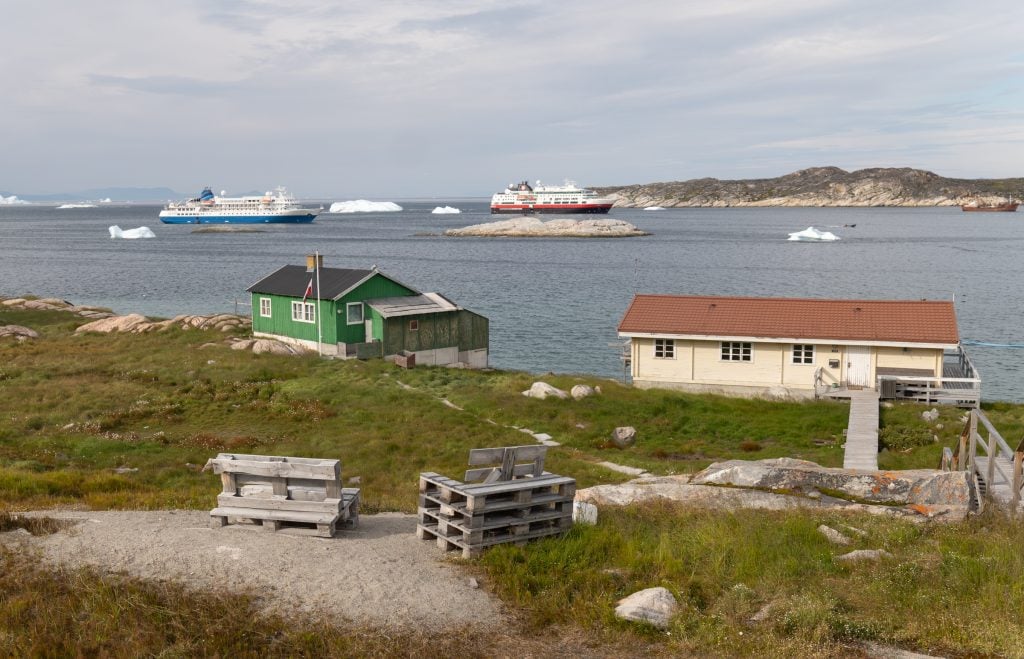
[
  {"x1": 0, "y1": 325, "x2": 39, "y2": 339},
  {"x1": 610, "y1": 426, "x2": 637, "y2": 449},
  {"x1": 614, "y1": 587, "x2": 679, "y2": 628},
  {"x1": 522, "y1": 382, "x2": 569, "y2": 400},
  {"x1": 691, "y1": 458, "x2": 974, "y2": 508},
  {"x1": 76, "y1": 314, "x2": 151, "y2": 333},
  {"x1": 570, "y1": 384, "x2": 596, "y2": 400}
]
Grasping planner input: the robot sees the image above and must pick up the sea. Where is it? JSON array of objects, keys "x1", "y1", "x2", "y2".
[{"x1": 1, "y1": 201, "x2": 1021, "y2": 401}]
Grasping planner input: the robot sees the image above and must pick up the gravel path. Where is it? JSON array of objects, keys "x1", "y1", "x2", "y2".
[{"x1": 3, "y1": 510, "x2": 505, "y2": 629}]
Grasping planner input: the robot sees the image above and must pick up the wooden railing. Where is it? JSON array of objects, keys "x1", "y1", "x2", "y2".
[
  {"x1": 876, "y1": 348, "x2": 981, "y2": 408},
  {"x1": 946, "y1": 409, "x2": 1023, "y2": 508}
]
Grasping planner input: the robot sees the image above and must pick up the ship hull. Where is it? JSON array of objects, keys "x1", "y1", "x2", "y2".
[
  {"x1": 961, "y1": 203, "x2": 1018, "y2": 212},
  {"x1": 159, "y1": 212, "x2": 318, "y2": 224},
  {"x1": 490, "y1": 204, "x2": 613, "y2": 214}
]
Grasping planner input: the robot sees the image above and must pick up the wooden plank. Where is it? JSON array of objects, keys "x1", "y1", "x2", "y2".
[
  {"x1": 216, "y1": 494, "x2": 343, "y2": 514},
  {"x1": 210, "y1": 506, "x2": 338, "y2": 525},
  {"x1": 465, "y1": 463, "x2": 544, "y2": 482},
  {"x1": 208, "y1": 459, "x2": 339, "y2": 480},
  {"x1": 467, "y1": 445, "x2": 545, "y2": 465},
  {"x1": 460, "y1": 474, "x2": 574, "y2": 496}
]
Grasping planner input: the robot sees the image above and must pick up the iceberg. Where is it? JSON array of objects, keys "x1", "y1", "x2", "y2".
[
  {"x1": 109, "y1": 225, "x2": 156, "y2": 239},
  {"x1": 787, "y1": 226, "x2": 839, "y2": 242},
  {"x1": 58, "y1": 203, "x2": 98, "y2": 209},
  {"x1": 0, "y1": 194, "x2": 29, "y2": 205},
  {"x1": 431, "y1": 206, "x2": 461, "y2": 214},
  {"x1": 643, "y1": 206, "x2": 665, "y2": 211},
  {"x1": 328, "y1": 200, "x2": 403, "y2": 213}
]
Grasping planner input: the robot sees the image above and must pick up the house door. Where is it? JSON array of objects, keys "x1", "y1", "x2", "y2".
[
  {"x1": 364, "y1": 319, "x2": 374, "y2": 343},
  {"x1": 846, "y1": 346, "x2": 872, "y2": 388}
]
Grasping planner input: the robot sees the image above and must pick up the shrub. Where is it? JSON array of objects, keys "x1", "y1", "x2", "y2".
[{"x1": 879, "y1": 426, "x2": 935, "y2": 451}]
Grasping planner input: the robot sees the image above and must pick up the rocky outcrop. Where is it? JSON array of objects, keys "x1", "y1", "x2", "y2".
[
  {"x1": 0, "y1": 325, "x2": 39, "y2": 340},
  {"x1": 76, "y1": 312, "x2": 251, "y2": 334},
  {"x1": 576, "y1": 458, "x2": 975, "y2": 521},
  {"x1": 522, "y1": 382, "x2": 569, "y2": 400},
  {"x1": 691, "y1": 458, "x2": 975, "y2": 509},
  {"x1": 1, "y1": 296, "x2": 115, "y2": 319},
  {"x1": 445, "y1": 217, "x2": 648, "y2": 237},
  {"x1": 598, "y1": 167, "x2": 1024, "y2": 208},
  {"x1": 228, "y1": 338, "x2": 308, "y2": 356}
]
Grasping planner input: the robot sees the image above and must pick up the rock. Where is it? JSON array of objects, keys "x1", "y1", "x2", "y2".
[
  {"x1": 1, "y1": 298, "x2": 25, "y2": 306},
  {"x1": 348, "y1": 476, "x2": 361, "y2": 485},
  {"x1": 690, "y1": 458, "x2": 974, "y2": 508},
  {"x1": 75, "y1": 314, "x2": 150, "y2": 333},
  {"x1": 749, "y1": 601, "x2": 774, "y2": 625},
  {"x1": 113, "y1": 467, "x2": 138, "y2": 474},
  {"x1": 836, "y1": 549, "x2": 893, "y2": 563},
  {"x1": 521, "y1": 382, "x2": 569, "y2": 400},
  {"x1": 570, "y1": 384, "x2": 595, "y2": 400},
  {"x1": 445, "y1": 217, "x2": 649, "y2": 238},
  {"x1": 614, "y1": 587, "x2": 679, "y2": 628},
  {"x1": 251, "y1": 339, "x2": 302, "y2": 355},
  {"x1": 610, "y1": 426, "x2": 637, "y2": 449},
  {"x1": 817, "y1": 524, "x2": 851, "y2": 545},
  {"x1": 922, "y1": 408, "x2": 940, "y2": 423},
  {"x1": 468, "y1": 577, "x2": 479, "y2": 589},
  {"x1": 0, "y1": 325, "x2": 39, "y2": 339},
  {"x1": 572, "y1": 500, "x2": 598, "y2": 525},
  {"x1": 231, "y1": 340, "x2": 255, "y2": 351}
]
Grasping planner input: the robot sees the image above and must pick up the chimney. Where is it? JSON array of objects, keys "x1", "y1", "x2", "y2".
[{"x1": 306, "y1": 254, "x2": 323, "y2": 272}]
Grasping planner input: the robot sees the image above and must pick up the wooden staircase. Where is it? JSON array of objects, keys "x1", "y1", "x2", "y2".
[{"x1": 944, "y1": 409, "x2": 1023, "y2": 510}]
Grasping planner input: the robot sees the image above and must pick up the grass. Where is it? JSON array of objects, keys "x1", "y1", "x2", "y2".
[{"x1": 3, "y1": 303, "x2": 1024, "y2": 655}]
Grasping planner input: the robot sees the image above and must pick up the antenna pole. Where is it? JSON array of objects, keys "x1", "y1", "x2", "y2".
[{"x1": 316, "y1": 250, "x2": 323, "y2": 356}]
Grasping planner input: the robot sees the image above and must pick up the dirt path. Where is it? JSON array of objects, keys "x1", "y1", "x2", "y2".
[{"x1": 2, "y1": 510, "x2": 505, "y2": 629}]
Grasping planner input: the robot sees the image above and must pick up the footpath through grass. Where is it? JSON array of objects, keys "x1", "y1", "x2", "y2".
[{"x1": 3, "y1": 305, "x2": 1024, "y2": 655}]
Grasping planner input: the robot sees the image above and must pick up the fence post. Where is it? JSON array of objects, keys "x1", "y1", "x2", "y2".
[
  {"x1": 967, "y1": 410, "x2": 978, "y2": 476},
  {"x1": 1013, "y1": 437, "x2": 1024, "y2": 508},
  {"x1": 987, "y1": 427, "x2": 997, "y2": 491}
]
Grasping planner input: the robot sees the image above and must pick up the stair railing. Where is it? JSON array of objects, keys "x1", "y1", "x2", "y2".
[{"x1": 946, "y1": 409, "x2": 1023, "y2": 507}]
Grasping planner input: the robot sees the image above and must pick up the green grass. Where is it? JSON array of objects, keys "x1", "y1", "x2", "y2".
[{"x1": 3, "y1": 304, "x2": 1024, "y2": 655}]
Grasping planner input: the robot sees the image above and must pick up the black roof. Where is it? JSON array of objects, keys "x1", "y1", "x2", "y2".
[{"x1": 247, "y1": 265, "x2": 416, "y2": 300}]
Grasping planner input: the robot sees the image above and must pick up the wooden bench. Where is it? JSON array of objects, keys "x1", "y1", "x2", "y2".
[
  {"x1": 205, "y1": 453, "x2": 360, "y2": 537},
  {"x1": 416, "y1": 445, "x2": 575, "y2": 557}
]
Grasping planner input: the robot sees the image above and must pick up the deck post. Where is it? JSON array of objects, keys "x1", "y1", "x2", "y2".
[
  {"x1": 987, "y1": 429, "x2": 997, "y2": 492},
  {"x1": 1013, "y1": 437, "x2": 1024, "y2": 508},
  {"x1": 967, "y1": 411, "x2": 978, "y2": 477}
]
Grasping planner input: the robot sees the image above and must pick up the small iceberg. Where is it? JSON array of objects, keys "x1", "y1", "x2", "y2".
[
  {"x1": 431, "y1": 206, "x2": 461, "y2": 214},
  {"x1": 109, "y1": 225, "x2": 155, "y2": 239},
  {"x1": 58, "y1": 203, "x2": 97, "y2": 209},
  {"x1": 0, "y1": 194, "x2": 30, "y2": 205},
  {"x1": 328, "y1": 200, "x2": 403, "y2": 213},
  {"x1": 643, "y1": 206, "x2": 665, "y2": 211},
  {"x1": 788, "y1": 226, "x2": 839, "y2": 242}
]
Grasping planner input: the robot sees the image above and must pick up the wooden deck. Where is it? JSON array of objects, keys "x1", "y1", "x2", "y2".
[{"x1": 842, "y1": 389, "x2": 880, "y2": 470}]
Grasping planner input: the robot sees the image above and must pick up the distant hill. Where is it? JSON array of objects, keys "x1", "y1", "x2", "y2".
[
  {"x1": 596, "y1": 167, "x2": 1024, "y2": 208},
  {"x1": 0, "y1": 187, "x2": 182, "y2": 202}
]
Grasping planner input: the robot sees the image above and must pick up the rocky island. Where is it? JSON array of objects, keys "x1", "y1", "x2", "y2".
[
  {"x1": 597, "y1": 166, "x2": 1024, "y2": 208},
  {"x1": 444, "y1": 217, "x2": 648, "y2": 238}
]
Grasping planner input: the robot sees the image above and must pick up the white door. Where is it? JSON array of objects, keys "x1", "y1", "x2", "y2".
[
  {"x1": 846, "y1": 346, "x2": 872, "y2": 387},
  {"x1": 364, "y1": 319, "x2": 374, "y2": 343}
]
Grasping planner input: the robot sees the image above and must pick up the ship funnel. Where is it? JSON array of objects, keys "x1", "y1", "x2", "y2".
[{"x1": 306, "y1": 254, "x2": 323, "y2": 272}]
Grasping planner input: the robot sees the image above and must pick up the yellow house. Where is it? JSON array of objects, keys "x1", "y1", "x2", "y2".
[{"x1": 617, "y1": 294, "x2": 980, "y2": 405}]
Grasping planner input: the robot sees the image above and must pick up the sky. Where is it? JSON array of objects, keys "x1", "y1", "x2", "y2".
[{"x1": 2, "y1": 0, "x2": 1023, "y2": 198}]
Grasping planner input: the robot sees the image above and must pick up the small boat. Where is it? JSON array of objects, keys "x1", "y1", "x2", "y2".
[
  {"x1": 490, "y1": 180, "x2": 614, "y2": 214},
  {"x1": 960, "y1": 197, "x2": 1018, "y2": 212},
  {"x1": 159, "y1": 187, "x2": 320, "y2": 224}
]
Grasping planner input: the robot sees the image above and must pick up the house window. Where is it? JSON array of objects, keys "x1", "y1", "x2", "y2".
[
  {"x1": 792, "y1": 344, "x2": 815, "y2": 364},
  {"x1": 654, "y1": 339, "x2": 675, "y2": 359},
  {"x1": 721, "y1": 341, "x2": 752, "y2": 362},
  {"x1": 346, "y1": 302, "x2": 364, "y2": 325},
  {"x1": 409, "y1": 319, "x2": 419, "y2": 331},
  {"x1": 291, "y1": 301, "x2": 315, "y2": 323},
  {"x1": 259, "y1": 297, "x2": 271, "y2": 318}
]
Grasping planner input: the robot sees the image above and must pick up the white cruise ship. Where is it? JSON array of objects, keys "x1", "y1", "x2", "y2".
[
  {"x1": 159, "y1": 187, "x2": 320, "y2": 224},
  {"x1": 490, "y1": 180, "x2": 614, "y2": 214}
]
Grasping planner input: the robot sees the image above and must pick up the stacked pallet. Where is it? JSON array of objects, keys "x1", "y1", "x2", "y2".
[
  {"x1": 205, "y1": 453, "x2": 360, "y2": 537},
  {"x1": 417, "y1": 445, "x2": 575, "y2": 558}
]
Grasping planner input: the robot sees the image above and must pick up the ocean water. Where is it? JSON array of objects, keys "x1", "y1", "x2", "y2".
[{"x1": 0, "y1": 201, "x2": 1021, "y2": 401}]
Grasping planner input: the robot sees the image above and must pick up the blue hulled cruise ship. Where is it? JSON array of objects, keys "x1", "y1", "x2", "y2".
[{"x1": 159, "y1": 187, "x2": 320, "y2": 224}]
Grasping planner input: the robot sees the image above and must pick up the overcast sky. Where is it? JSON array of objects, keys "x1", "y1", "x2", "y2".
[{"x1": 3, "y1": 0, "x2": 1023, "y2": 198}]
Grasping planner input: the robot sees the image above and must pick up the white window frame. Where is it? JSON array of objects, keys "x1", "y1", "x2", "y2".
[
  {"x1": 409, "y1": 319, "x2": 419, "y2": 331},
  {"x1": 259, "y1": 297, "x2": 272, "y2": 318},
  {"x1": 721, "y1": 341, "x2": 752, "y2": 362},
  {"x1": 653, "y1": 338, "x2": 675, "y2": 359},
  {"x1": 792, "y1": 344, "x2": 815, "y2": 364},
  {"x1": 346, "y1": 302, "x2": 364, "y2": 325},
  {"x1": 291, "y1": 301, "x2": 315, "y2": 324}
]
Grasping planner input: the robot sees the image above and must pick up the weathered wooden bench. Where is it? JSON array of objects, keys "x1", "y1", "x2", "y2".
[
  {"x1": 416, "y1": 445, "x2": 575, "y2": 557},
  {"x1": 205, "y1": 453, "x2": 360, "y2": 537}
]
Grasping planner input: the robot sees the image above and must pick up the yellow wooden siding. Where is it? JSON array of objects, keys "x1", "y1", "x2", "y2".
[{"x1": 875, "y1": 346, "x2": 942, "y2": 375}]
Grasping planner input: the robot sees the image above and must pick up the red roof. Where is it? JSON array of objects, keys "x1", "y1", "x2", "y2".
[{"x1": 618, "y1": 295, "x2": 959, "y2": 345}]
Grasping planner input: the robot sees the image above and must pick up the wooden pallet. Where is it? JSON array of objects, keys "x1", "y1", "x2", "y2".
[
  {"x1": 205, "y1": 453, "x2": 360, "y2": 538},
  {"x1": 416, "y1": 446, "x2": 575, "y2": 558}
]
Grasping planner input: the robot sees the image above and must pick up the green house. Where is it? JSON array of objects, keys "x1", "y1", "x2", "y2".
[{"x1": 247, "y1": 255, "x2": 489, "y2": 367}]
